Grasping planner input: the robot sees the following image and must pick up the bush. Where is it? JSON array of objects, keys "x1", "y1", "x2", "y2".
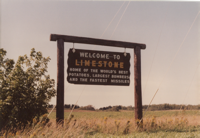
[{"x1": 0, "y1": 48, "x2": 56, "y2": 132}]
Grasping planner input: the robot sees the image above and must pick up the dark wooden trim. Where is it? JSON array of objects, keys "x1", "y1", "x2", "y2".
[{"x1": 50, "y1": 34, "x2": 146, "y2": 49}]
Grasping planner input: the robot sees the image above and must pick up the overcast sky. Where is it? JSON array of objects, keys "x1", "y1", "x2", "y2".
[{"x1": 1, "y1": 1, "x2": 200, "y2": 108}]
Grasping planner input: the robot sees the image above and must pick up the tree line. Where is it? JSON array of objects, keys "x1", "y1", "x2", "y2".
[
  {"x1": 143, "y1": 103, "x2": 200, "y2": 111},
  {"x1": 48, "y1": 104, "x2": 80, "y2": 109},
  {"x1": 48, "y1": 104, "x2": 95, "y2": 110},
  {"x1": 48, "y1": 103, "x2": 200, "y2": 111}
]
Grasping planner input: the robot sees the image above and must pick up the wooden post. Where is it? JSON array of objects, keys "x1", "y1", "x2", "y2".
[
  {"x1": 56, "y1": 39, "x2": 64, "y2": 125},
  {"x1": 134, "y1": 46, "x2": 143, "y2": 125}
]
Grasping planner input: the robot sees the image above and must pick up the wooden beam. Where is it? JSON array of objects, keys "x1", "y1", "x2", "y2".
[
  {"x1": 134, "y1": 46, "x2": 143, "y2": 126},
  {"x1": 50, "y1": 34, "x2": 146, "y2": 49},
  {"x1": 56, "y1": 39, "x2": 64, "y2": 125}
]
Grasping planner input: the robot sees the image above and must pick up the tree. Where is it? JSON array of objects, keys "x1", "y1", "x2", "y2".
[
  {"x1": 79, "y1": 105, "x2": 95, "y2": 111},
  {"x1": 0, "y1": 48, "x2": 56, "y2": 132}
]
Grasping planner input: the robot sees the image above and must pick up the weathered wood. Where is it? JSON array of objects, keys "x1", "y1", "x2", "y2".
[
  {"x1": 134, "y1": 46, "x2": 143, "y2": 125},
  {"x1": 50, "y1": 34, "x2": 146, "y2": 49},
  {"x1": 56, "y1": 39, "x2": 64, "y2": 125}
]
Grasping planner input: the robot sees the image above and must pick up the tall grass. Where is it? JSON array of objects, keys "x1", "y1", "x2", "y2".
[{"x1": 1, "y1": 110, "x2": 200, "y2": 138}]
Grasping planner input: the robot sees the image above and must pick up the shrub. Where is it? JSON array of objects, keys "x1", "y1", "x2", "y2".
[{"x1": 0, "y1": 48, "x2": 56, "y2": 132}]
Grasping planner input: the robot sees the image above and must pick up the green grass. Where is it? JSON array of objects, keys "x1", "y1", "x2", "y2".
[
  {"x1": 50, "y1": 111, "x2": 135, "y2": 119},
  {"x1": 48, "y1": 109, "x2": 200, "y2": 119},
  {"x1": 143, "y1": 110, "x2": 200, "y2": 118}
]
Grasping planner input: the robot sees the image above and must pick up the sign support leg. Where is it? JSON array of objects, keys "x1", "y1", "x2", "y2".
[
  {"x1": 134, "y1": 46, "x2": 143, "y2": 126},
  {"x1": 56, "y1": 39, "x2": 64, "y2": 125}
]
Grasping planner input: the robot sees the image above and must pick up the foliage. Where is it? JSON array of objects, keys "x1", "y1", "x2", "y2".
[
  {"x1": 0, "y1": 48, "x2": 56, "y2": 132},
  {"x1": 79, "y1": 105, "x2": 95, "y2": 111},
  {"x1": 99, "y1": 105, "x2": 134, "y2": 111}
]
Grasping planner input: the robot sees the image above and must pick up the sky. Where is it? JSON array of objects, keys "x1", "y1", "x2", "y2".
[{"x1": 1, "y1": 1, "x2": 200, "y2": 109}]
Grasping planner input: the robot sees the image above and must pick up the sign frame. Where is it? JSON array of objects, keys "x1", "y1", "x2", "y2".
[{"x1": 50, "y1": 34, "x2": 146, "y2": 126}]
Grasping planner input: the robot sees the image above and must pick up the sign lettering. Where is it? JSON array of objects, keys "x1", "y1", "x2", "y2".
[{"x1": 67, "y1": 49, "x2": 130, "y2": 86}]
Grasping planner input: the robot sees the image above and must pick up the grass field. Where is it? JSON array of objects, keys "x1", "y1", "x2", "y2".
[
  {"x1": 2, "y1": 109, "x2": 200, "y2": 138},
  {"x1": 48, "y1": 109, "x2": 200, "y2": 119}
]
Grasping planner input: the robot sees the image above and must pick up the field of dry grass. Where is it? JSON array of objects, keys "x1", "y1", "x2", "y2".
[{"x1": 1, "y1": 110, "x2": 200, "y2": 138}]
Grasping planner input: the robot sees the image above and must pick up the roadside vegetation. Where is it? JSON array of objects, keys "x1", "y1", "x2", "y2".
[
  {"x1": 0, "y1": 48, "x2": 56, "y2": 136},
  {"x1": 1, "y1": 110, "x2": 200, "y2": 137},
  {"x1": 1, "y1": 48, "x2": 200, "y2": 137}
]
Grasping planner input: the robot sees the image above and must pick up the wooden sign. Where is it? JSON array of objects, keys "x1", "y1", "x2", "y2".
[{"x1": 67, "y1": 48, "x2": 130, "y2": 86}]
